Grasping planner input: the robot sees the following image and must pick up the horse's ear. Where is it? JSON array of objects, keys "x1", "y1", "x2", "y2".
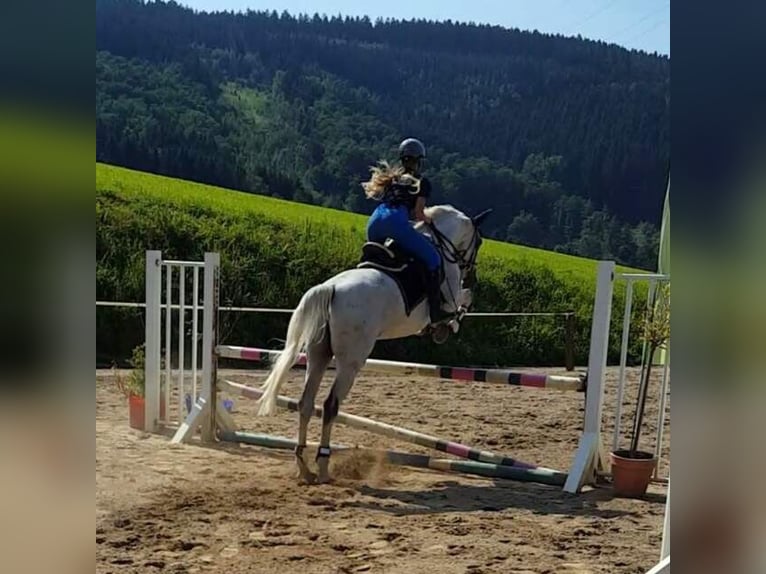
[{"x1": 472, "y1": 208, "x2": 493, "y2": 227}]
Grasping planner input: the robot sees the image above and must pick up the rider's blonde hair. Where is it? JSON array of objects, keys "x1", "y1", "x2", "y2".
[{"x1": 362, "y1": 160, "x2": 420, "y2": 200}]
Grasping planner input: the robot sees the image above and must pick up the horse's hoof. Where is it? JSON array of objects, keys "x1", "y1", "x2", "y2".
[
  {"x1": 316, "y1": 465, "x2": 333, "y2": 484},
  {"x1": 298, "y1": 472, "x2": 318, "y2": 485},
  {"x1": 431, "y1": 324, "x2": 450, "y2": 344},
  {"x1": 296, "y1": 466, "x2": 318, "y2": 485}
]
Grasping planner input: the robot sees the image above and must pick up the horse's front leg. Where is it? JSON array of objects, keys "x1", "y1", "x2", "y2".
[
  {"x1": 448, "y1": 287, "x2": 473, "y2": 334},
  {"x1": 457, "y1": 287, "x2": 473, "y2": 310}
]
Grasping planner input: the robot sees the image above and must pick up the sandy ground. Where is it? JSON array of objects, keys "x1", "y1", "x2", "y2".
[{"x1": 97, "y1": 365, "x2": 669, "y2": 574}]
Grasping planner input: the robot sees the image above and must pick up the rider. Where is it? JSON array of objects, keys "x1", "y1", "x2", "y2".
[{"x1": 362, "y1": 137, "x2": 451, "y2": 326}]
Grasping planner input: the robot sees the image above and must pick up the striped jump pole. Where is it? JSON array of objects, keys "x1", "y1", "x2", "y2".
[
  {"x1": 217, "y1": 345, "x2": 586, "y2": 392},
  {"x1": 220, "y1": 430, "x2": 567, "y2": 487},
  {"x1": 220, "y1": 379, "x2": 561, "y2": 474}
]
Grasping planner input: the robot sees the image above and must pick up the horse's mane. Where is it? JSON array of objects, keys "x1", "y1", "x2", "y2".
[
  {"x1": 415, "y1": 205, "x2": 468, "y2": 239},
  {"x1": 424, "y1": 204, "x2": 462, "y2": 222}
]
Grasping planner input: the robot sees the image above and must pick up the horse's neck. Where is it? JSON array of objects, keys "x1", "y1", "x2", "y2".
[
  {"x1": 425, "y1": 217, "x2": 465, "y2": 287},
  {"x1": 417, "y1": 212, "x2": 468, "y2": 308},
  {"x1": 425, "y1": 214, "x2": 465, "y2": 250}
]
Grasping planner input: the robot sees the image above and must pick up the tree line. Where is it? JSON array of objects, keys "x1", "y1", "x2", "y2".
[{"x1": 96, "y1": 0, "x2": 670, "y2": 268}]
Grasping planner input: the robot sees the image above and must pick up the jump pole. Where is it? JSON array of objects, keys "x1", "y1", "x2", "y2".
[
  {"x1": 218, "y1": 345, "x2": 586, "y2": 392},
  {"x1": 220, "y1": 379, "x2": 562, "y2": 474},
  {"x1": 220, "y1": 430, "x2": 567, "y2": 487}
]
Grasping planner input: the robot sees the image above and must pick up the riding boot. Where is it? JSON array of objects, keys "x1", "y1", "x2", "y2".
[{"x1": 426, "y1": 269, "x2": 451, "y2": 325}]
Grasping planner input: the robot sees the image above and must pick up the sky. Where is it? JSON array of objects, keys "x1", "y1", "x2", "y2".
[{"x1": 179, "y1": 0, "x2": 670, "y2": 55}]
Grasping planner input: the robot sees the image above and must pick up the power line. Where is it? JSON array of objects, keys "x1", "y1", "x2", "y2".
[
  {"x1": 623, "y1": 16, "x2": 668, "y2": 46},
  {"x1": 612, "y1": 1, "x2": 669, "y2": 38},
  {"x1": 568, "y1": 0, "x2": 621, "y2": 34}
]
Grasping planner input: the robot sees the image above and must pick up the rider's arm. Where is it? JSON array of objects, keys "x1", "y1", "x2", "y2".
[
  {"x1": 414, "y1": 177, "x2": 432, "y2": 222},
  {"x1": 414, "y1": 196, "x2": 429, "y2": 223}
]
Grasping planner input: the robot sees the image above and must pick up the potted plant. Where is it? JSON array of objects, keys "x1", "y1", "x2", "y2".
[
  {"x1": 116, "y1": 344, "x2": 164, "y2": 430},
  {"x1": 611, "y1": 283, "x2": 670, "y2": 497}
]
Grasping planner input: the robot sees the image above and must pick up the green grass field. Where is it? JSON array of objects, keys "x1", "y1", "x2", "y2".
[{"x1": 96, "y1": 162, "x2": 638, "y2": 282}]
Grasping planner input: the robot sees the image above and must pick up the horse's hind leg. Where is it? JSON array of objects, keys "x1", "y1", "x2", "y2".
[
  {"x1": 295, "y1": 330, "x2": 333, "y2": 484},
  {"x1": 316, "y1": 361, "x2": 362, "y2": 483}
]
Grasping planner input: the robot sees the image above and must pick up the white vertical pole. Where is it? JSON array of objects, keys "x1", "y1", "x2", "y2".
[
  {"x1": 565, "y1": 260, "x2": 614, "y2": 493},
  {"x1": 191, "y1": 265, "x2": 199, "y2": 401},
  {"x1": 661, "y1": 478, "x2": 670, "y2": 559},
  {"x1": 164, "y1": 264, "x2": 172, "y2": 425},
  {"x1": 178, "y1": 265, "x2": 186, "y2": 423},
  {"x1": 653, "y1": 344, "x2": 671, "y2": 478},
  {"x1": 613, "y1": 279, "x2": 634, "y2": 451},
  {"x1": 144, "y1": 251, "x2": 162, "y2": 432},
  {"x1": 200, "y1": 252, "x2": 220, "y2": 442}
]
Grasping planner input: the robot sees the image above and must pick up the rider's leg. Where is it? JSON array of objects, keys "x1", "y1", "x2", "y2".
[
  {"x1": 368, "y1": 206, "x2": 449, "y2": 325},
  {"x1": 424, "y1": 267, "x2": 451, "y2": 325},
  {"x1": 389, "y1": 218, "x2": 450, "y2": 325},
  {"x1": 366, "y1": 203, "x2": 397, "y2": 243}
]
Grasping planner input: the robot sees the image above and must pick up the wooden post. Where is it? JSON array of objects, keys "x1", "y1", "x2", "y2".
[{"x1": 564, "y1": 311, "x2": 575, "y2": 371}]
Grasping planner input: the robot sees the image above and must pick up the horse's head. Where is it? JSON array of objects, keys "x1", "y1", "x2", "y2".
[{"x1": 422, "y1": 205, "x2": 492, "y2": 289}]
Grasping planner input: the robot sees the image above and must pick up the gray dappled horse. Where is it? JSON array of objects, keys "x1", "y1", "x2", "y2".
[{"x1": 256, "y1": 204, "x2": 491, "y2": 483}]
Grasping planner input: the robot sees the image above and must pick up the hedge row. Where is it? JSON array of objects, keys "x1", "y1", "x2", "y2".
[{"x1": 96, "y1": 166, "x2": 645, "y2": 368}]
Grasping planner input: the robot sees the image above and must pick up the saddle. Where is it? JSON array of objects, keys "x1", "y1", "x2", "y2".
[{"x1": 356, "y1": 239, "x2": 441, "y2": 316}]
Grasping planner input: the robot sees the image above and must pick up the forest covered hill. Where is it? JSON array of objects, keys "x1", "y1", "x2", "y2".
[{"x1": 96, "y1": 0, "x2": 670, "y2": 269}]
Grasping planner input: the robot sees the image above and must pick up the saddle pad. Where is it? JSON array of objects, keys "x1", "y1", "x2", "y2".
[{"x1": 357, "y1": 241, "x2": 429, "y2": 315}]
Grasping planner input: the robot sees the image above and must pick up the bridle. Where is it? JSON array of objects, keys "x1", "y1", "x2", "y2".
[
  {"x1": 428, "y1": 219, "x2": 483, "y2": 291},
  {"x1": 423, "y1": 208, "x2": 491, "y2": 333}
]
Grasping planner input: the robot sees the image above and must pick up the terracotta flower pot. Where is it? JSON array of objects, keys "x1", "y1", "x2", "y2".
[
  {"x1": 129, "y1": 394, "x2": 145, "y2": 430},
  {"x1": 128, "y1": 394, "x2": 165, "y2": 431},
  {"x1": 610, "y1": 449, "x2": 657, "y2": 498}
]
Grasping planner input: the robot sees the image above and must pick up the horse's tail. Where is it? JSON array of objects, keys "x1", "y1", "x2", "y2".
[{"x1": 256, "y1": 282, "x2": 335, "y2": 416}]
